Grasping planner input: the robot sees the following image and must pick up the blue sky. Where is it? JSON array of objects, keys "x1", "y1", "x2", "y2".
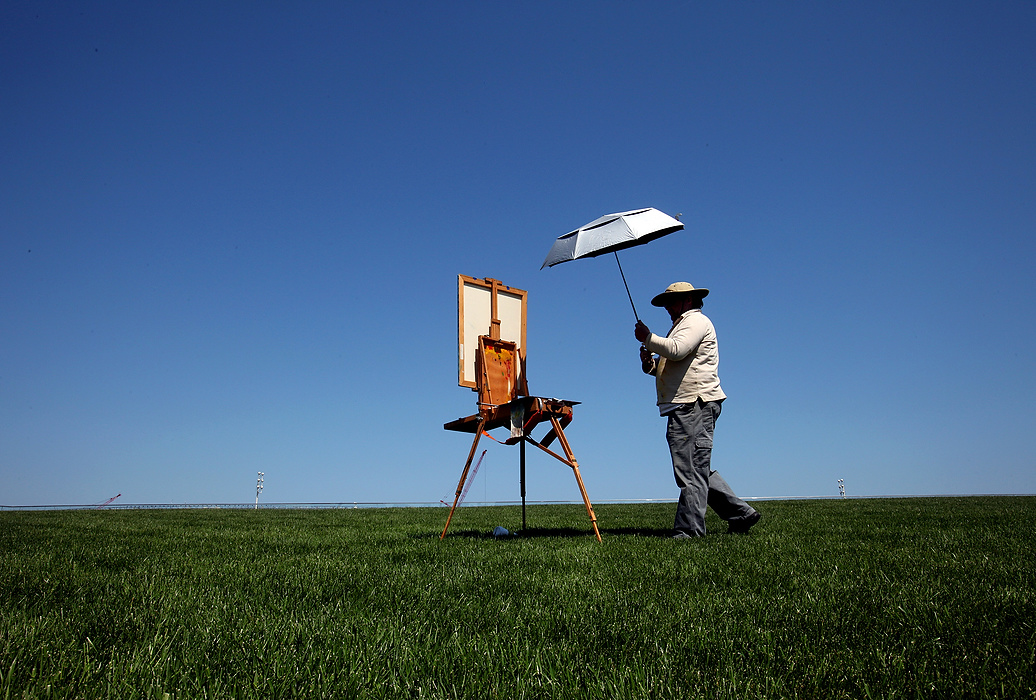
[{"x1": 2, "y1": 2, "x2": 1034, "y2": 507}]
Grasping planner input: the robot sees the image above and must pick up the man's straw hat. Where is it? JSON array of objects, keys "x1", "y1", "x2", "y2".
[{"x1": 650, "y1": 281, "x2": 710, "y2": 307}]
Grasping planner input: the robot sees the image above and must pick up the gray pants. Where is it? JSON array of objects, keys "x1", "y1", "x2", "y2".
[{"x1": 666, "y1": 400, "x2": 755, "y2": 536}]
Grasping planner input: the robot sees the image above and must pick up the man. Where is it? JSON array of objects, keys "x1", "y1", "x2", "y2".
[{"x1": 634, "y1": 282, "x2": 760, "y2": 538}]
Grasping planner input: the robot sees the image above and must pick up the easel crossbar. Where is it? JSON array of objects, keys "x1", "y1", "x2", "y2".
[{"x1": 523, "y1": 436, "x2": 575, "y2": 468}]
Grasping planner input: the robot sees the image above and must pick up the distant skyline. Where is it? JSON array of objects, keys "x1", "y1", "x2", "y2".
[{"x1": 3, "y1": 2, "x2": 1034, "y2": 506}]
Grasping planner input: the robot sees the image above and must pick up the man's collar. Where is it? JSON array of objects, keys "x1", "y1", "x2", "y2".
[{"x1": 669, "y1": 308, "x2": 700, "y2": 328}]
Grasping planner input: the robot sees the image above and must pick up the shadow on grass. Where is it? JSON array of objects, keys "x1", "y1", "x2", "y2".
[{"x1": 432, "y1": 526, "x2": 674, "y2": 540}]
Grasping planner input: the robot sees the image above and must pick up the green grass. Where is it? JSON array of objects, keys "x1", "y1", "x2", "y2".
[{"x1": 1, "y1": 498, "x2": 1034, "y2": 699}]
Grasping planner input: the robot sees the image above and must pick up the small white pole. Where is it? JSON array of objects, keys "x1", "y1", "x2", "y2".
[{"x1": 255, "y1": 472, "x2": 264, "y2": 509}]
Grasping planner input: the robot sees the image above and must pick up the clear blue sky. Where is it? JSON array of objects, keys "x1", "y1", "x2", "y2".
[{"x1": 3, "y1": 2, "x2": 1034, "y2": 506}]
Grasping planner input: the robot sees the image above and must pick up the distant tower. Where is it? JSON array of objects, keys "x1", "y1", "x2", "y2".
[
  {"x1": 255, "y1": 472, "x2": 264, "y2": 509},
  {"x1": 838, "y1": 479, "x2": 845, "y2": 499}
]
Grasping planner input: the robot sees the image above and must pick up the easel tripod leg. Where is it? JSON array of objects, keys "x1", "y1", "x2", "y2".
[
  {"x1": 440, "y1": 418, "x2": 487, "y2": 540},
  {"x1": 520, "y1": 437, "x2": 527, "y2": 532},
  {"x1": 548, "y1": 415, "x2": 602, "y2": 543},
  {"x1": 571, "y1": 463, "x2": 602, "y2": 543}
]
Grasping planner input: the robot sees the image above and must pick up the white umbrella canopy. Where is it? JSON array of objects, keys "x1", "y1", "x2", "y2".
[
  {"x1": 541, "y1": 207, "x2": 684, "y2": 320},
  {"x1": 540, "y1": 208, "x2": 683, "y2": 269}
]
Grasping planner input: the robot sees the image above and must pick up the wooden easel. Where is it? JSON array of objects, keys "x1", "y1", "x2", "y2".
[{"x1": 441, "y1": 277, "x2": 601, "y2": 542}]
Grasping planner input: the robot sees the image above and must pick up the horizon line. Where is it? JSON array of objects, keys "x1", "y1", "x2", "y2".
[{"x1": 3, "y1": 493, "x2": 1035, "y2": 511}]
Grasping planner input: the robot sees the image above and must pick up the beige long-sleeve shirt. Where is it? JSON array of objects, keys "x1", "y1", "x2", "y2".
[{"x1": 643, "y1": 309, "x2": 726, "y2": 414}]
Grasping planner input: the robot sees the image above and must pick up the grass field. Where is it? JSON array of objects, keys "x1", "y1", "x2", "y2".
[{"x1": 1, "y1": 497, "x2": 1034, "y2": 699}]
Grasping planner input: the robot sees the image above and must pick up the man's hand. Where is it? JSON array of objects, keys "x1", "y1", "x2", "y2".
[
  {"x1": 639, "y1": 343, "x2": 655, "y2": 375},
  {"x1": 634, "y1": 320, "x2": 650, "y2": 343}
]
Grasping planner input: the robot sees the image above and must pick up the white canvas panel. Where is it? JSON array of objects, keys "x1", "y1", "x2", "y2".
[{"x1": 459, "y1": 278, "x2": 526, "y2": 387}]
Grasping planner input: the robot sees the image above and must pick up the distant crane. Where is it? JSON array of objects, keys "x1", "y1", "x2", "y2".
[
  {"x1": 459, "y1": 450, "x2": 488, "y2": 505},
  {"x1": 439, "y1": 450, "x2": 487, "y2": 507},
  {"x1": 97, "y1": 493, "x2": 121, "y2": 509}
]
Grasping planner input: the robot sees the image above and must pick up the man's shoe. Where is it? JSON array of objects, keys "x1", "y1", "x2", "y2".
[
  {"x1": 727, "y1": 510, "x2": 761, "y2": 534},
  {"x1": 671, "y1": 531, "x2": 704, "y2": 539}
]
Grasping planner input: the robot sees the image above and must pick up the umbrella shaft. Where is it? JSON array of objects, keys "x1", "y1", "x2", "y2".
[{"x1": 614, "y1": 252, "x2": 639, "y2": 321}]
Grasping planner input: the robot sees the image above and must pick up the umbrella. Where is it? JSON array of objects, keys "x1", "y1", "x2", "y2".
[{"x1": 541, "y1": 207, "x2": 683, "y2": 320}]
